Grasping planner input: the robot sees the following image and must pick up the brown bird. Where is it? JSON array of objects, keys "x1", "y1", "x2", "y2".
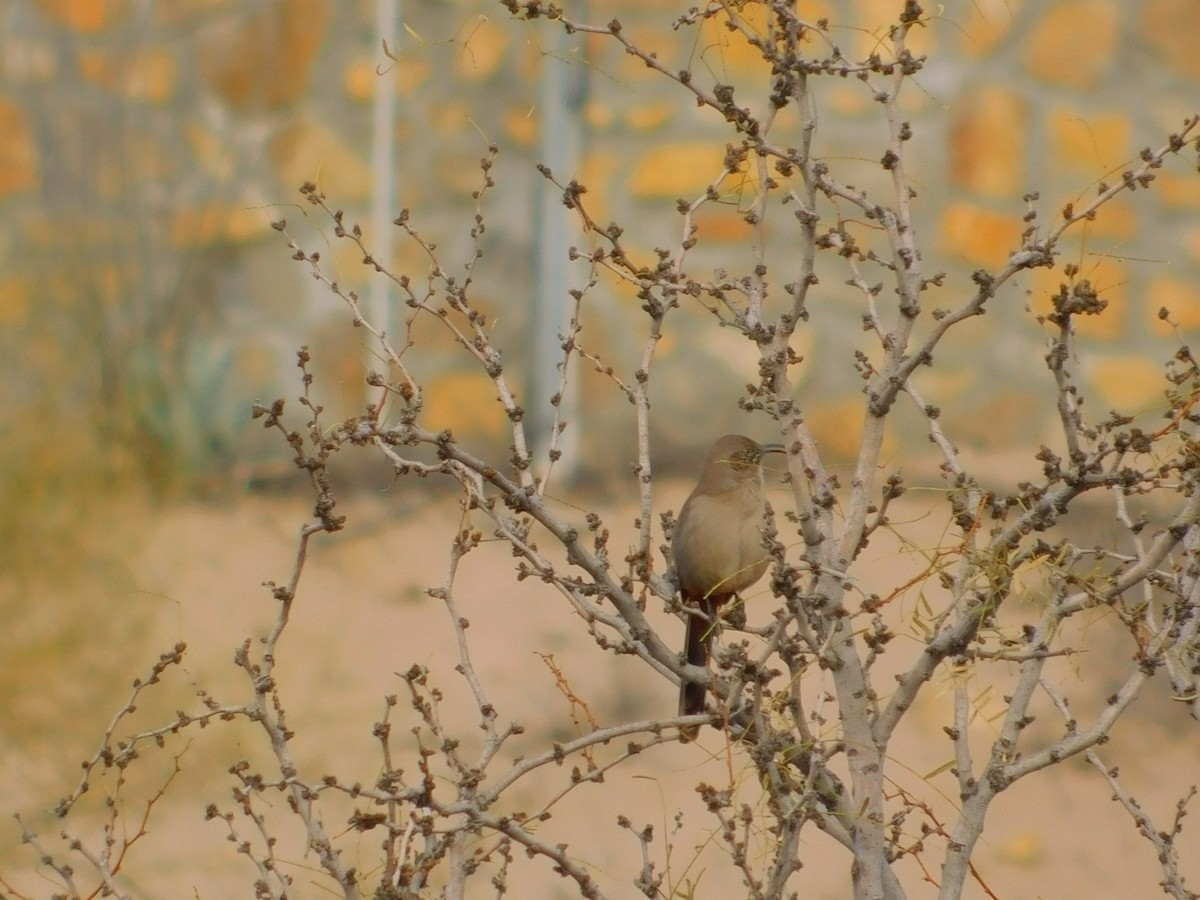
[{"x1": 673, "y1": 434, "x2": 783, "y2": 734}]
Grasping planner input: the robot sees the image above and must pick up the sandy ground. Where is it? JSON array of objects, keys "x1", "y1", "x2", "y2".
[{"x1": 1, "y1": 484, "x2": 1197, "y2": 899}]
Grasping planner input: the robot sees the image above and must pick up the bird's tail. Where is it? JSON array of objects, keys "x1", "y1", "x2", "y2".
[{"x1": 679, "y1": 595, "x2": 713, "y2": 725}]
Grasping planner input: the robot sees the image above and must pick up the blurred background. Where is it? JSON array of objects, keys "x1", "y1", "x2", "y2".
[
  {"x1": 3, "y1": 1, "x2": 1197, "y2": 506},
  {"x1": 2, "y1": 0, "x2": 1199, "y2": 895}
]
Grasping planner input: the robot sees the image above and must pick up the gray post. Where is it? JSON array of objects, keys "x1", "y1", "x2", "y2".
[
  {"x1": 369, "y1": 0, "x2": 400, "y2": 338},
  {"x1": 530, "y1": 15, "x2": 584, "y2": 480}
]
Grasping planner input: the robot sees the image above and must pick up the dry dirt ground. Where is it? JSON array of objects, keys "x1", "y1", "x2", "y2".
[{"x1": 1, "y1": 484, "x2": 1196, "y2": 899}]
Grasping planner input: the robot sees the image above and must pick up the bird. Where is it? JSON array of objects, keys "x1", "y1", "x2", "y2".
[{"x1": 672, "y1": 434, "x2": 784, "y2": 736}]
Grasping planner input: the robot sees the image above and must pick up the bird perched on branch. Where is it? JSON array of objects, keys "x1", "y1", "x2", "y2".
[{"x1": 672, "y1": 434, "x2": 784, "y2": 738}]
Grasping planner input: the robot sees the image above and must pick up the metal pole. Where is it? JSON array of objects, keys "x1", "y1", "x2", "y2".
[
  {"x1": 370, "y1": 0, "x2": 400, "y2": 338},
  {"x1": 530, "y1": 14, "x2": 584, "y2": 479}
]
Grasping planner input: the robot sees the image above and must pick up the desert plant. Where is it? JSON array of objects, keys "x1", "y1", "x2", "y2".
[{"x1": 7, "y1": 3, "x2": 1200, "y2": 899}]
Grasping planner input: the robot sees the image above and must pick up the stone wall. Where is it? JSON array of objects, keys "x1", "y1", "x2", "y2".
[{"x1": 2, "y1": 0, "x2": 1197, "y2": 479}]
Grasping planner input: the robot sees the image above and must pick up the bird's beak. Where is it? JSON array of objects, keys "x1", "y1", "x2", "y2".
[{"x1": 759, "y1": 443, "x2": 786, "y2": 456}]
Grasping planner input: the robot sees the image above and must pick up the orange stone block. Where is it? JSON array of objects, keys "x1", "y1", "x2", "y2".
[
  {"x1": 343, "y1": 55, "x2": 431, "y2": 101},
  {"x1": 424, "y1": 371, "x2": 508, "y2": 441},
  {"x1": 806, "y1": 397, "x2": 891, "y2": 462},
  {"x1": 1146, "y1": 277, "x2": 1200, "y2": 335},
  {"x1": 1088, "y1": 354, "x2": 1164, "y2": 412},
  {"x1": 307, "y1": 314, "x2": 369, "y2": 412},
  {"x1": 625, "y1": 102, "x2": 675, "y2": 132},
  {"x1": 199, "y1": 0, "x2": 330, "y2": 111},
  {"x1": 578, "y1": 151, "x2": 620, "y2": 223},
  {"x1": 77, "y1": 50, "x2": 117, "y2": 89},
  {"x1": 170, "y1": 203, "x2": 271, "y2": 248},
  {"x1": 697, "y1": 1, "x2": 771, "y2": 79},
  {"x1": 186, "y1": 122, "x2": 233, "y2": 180},
  {"x1": 1079, "y1": 198, "x2": 1137, "y2": 240},
  {"x1": 124, "y1": 49, "x2": 176, "y2": 103},
  {"x1": 629, "y1": 143, "x2": 736, "y2": 199},
  {"x1": 949, "y1": 87, "x2": 1026, "y2": 198},
  {"x1": 35, "y1": 0, "x2": 125, "y2": 31},
  {"x1": 691, "y1": 203, "x2": 755, "y2": 244},
  {"x1": 853, "y1": 0, "x2": 936, "y2": 58},
  {"x1": 1030, "y1": 257, "x2": 1127, "y2": 341},
  {"x1": 1022, "y1": 2, "x2": 1118, "y2": 88},
  {"x1": 393, "y1": 57, "x2": 433, "y2": 98},
  {"x1": 827, "y1": 83, "x2": 871, "y2": 116},
  {"x1": 798, "y1": 0, "x2": 835, "y2": 22},
  {"x1": 327, "y1": 238, "x2": 372, "y2": 288},
  {"x1": 939, "y1": 203, "x2": 1023, "y2": 267},
  {"x1": 430, "y1": 100, "x2": 472, "y2": 137},
  {"x1": 436, "y1": 149, "x2": 499, "y2": 196},
  {"x1": 584, "y1": 100, "x2": 615, "y2": 130},
  {"x1": 613, "y1": 24, "x2": 677, "y2": 83},
  {"x1": 914, "y1": 365, "x2": 980, "y2": 408},
  {"x1": 0, "y1": 277, "x2": 30, "y2": 327},
  {"x1": 1142, "y1": 0, "x2": 1200, "y2": 79},
  {"x1": 1157, "y1": 172, "x2": 1200, "y2": 208},
  {"x1": 504, "y1": 107, "x2": 539, "y2": 146},
  {"x1": 456, "y1": 17, "x2": 509, "y2": 82},
  {"x1": 957, "y1": 0, "x2": 1024, "y2": 57},
  {"x1": 0, "y1": 99, "x2": 39, "y2": 196},
  {"x1": 344, "y1": 59, "x2": 377, "y2": 102},
  {"x1": 80, "y1": 48, "x2": 176, "y2": 102},
  {"x1": 1048, "y1": 108, "x2": 1130, "y2": 176},
  {"x1": 854, "y1": 0, "x2": 906, "y2": 29},
  {"x1": 268, "y1": 117, "x2": 374, "y2": 201}
]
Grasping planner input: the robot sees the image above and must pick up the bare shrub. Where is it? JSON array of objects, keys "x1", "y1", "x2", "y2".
[{"x1": 7, "y1": 4, "x2": 1200, "y2": 899}]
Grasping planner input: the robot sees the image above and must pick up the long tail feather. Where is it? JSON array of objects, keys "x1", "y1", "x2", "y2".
[{"x1": 680, "y1": 612, "x2": 710, "y2": 717}]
